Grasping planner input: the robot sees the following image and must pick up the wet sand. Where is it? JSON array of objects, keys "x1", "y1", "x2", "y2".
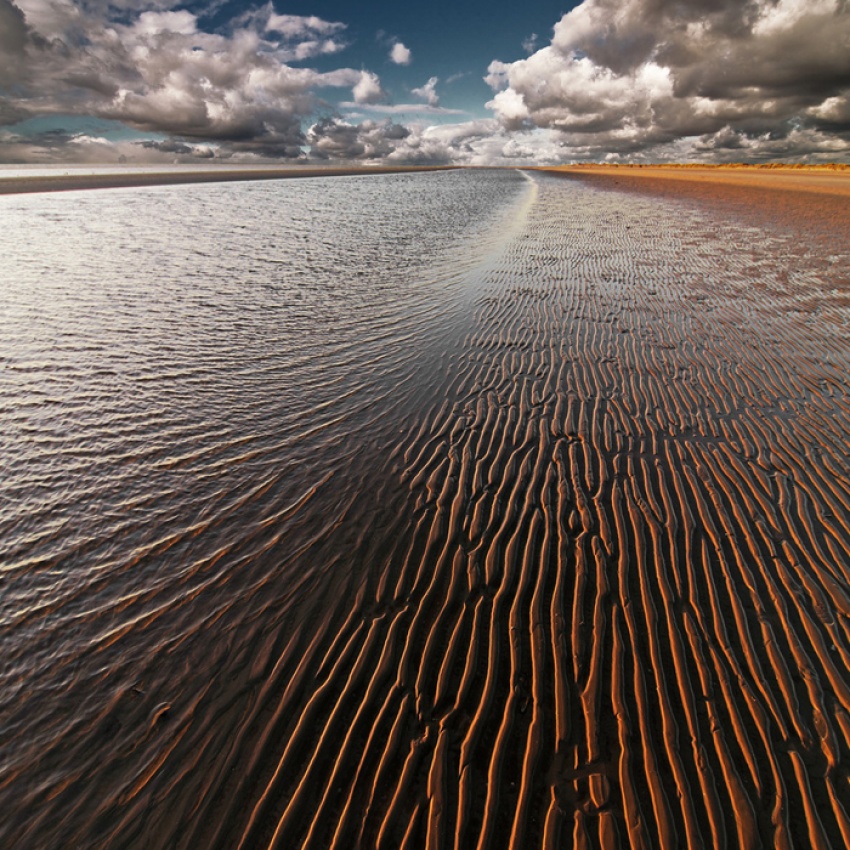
[
  {"x1": 540, "y1": 165, "x2": 850, "y2": 248},
  {"x1": 191, "y1": 174, "x2": 850, "y2": 848},
  {"x1": 540, "y1": 164, "x2": 850, "y2": 197},
  {"x1": 3, "y1": 169, "x2": 850, "y2": 848},
  {"x1": 0, "y1": 164, "x2": 456, "y2": 195}
]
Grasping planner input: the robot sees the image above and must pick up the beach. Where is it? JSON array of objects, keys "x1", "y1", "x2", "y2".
[
  {"x1": 540, "y1": 163, "x2": 850, "y2": 196},
  {"x1": 540, "y1": 164, "x2": 850, "y2": 245},
  {"x1": 0, "y1": 164, "x2": 457, "y2": 195},
  {"x1": 2, "y1": 167, "x2": 849, "y2": 848}
]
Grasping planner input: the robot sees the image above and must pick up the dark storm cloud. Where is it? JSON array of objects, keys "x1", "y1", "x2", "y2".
[
  {"x1": 0, "y1": 0, "x2": 28, "y2": 53},
  {"x1": 141, "y1": 137, "x2": 215, "y2": 155},
  {"x1": 0, "y1": 98, "x2": 31, "y2": 125}
]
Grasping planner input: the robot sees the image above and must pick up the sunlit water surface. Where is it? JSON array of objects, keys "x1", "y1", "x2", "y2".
[{"x1": 0, "y1": 170, "x2": 532, "y2": 846}]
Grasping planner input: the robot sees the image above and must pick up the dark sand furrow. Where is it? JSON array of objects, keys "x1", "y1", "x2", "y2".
[
  {"x1": 677, "y1": 611, "x2": 731, "y2": 847},
  {"x1": 577, "y1": 538, "x2": 609, "y2": 768},
  {"x1": 456, "y1": 459, "x2": 545, "y2": 834},
  {"x1": 788, "y1": 748, "x2": 832, "y2": 850},
  {"x1": 327, "y1": 686, "x2": 404, "y2": 850},
  {"x1": 701, "y1": 652, "x2": 764, "y2": 848},
  {"x1": 697, "y1": 537, "x2": 772, "y2": 794},
  {"x1": 265, "y1": 613, "x2": 403, "y2": 848},
  {"x1": 298, "y1": 614, "x2": 411, "y2": 848},
  {"x1": 383, "y1": 508, "x2": 433, "y2": 602},
  {"x1": 610, "y1": 482, "x2": 679, "y2": 847},
  {"x1": 689, "y1": 452, "x2": 828, "y2": 746},
  {"x1": 234, "y1": 618, "x2": 372, "y2": 849},
  {"x1": 414, "y1": 546, "x2": 470, "y2": 718},
  {"x1": 708, "y1": 476, "x2": 845, "y2": 728},
  {"x1": 610, "y1": 605, "x2": 651, "y2": 850},
  {"x1": 677, "y1": 453, "x2": 799, "y2": 741},
  {"x1": 783, "y1": 440, "x2": 850, "y2": 540},
  {"x1": 193, "y1": 622, "x2": 321, "y2": 849},
  {"x1": 624, "y1": 475, "x2": 708, "y2": 847},
  {"x1": 350, "y1": 693, "x2": 414, "y2": 848},
  {"x1": 826, "y1": 779, "x2": 850, "y2": 848},
  {"x1": 550, "y1": 444, "x2": 574, "y2": 753},
  {"x1": 569, "y1": 528, "x2": 592, "y2": 686},
  {"x1": 628, "y1": 475, "x2": 712, "y2": 846},
  {"x1": 776, "y1": 468, "x2": 850, "y2": 587},
  {"x1": 393, "y1": 801, "x2": 424, "y2": 850},
  {"x1": 431, "y1": 601, "x2": 473, "y2": 715},
  {"x1": 509, "y1": 467, "x2": 555, "y2": 849}
]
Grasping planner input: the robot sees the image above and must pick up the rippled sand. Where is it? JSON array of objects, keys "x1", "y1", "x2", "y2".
[{"x1": 2, "y1": 171, "x2": 850, "y2": 848}]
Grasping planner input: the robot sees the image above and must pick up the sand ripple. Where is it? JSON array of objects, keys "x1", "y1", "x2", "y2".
[{"x1": 2, "y1": 172, "x2": 850, "y2": 848}]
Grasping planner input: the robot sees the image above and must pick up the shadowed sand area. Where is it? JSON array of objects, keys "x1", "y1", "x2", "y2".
[
  {"x1": 2, "y1": 169, "x2": 850, "y2": 848},
  {"x1": 0, "y1": 164, "x2": 456, "y2": 195}
]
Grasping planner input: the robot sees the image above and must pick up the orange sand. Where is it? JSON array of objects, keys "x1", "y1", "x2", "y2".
[
  {"x1": 540, "y1": 163, "x2": 850, "y2": 198},
  {"x1": 539, "y1": 164, "x2": 850, "y2": 247}
]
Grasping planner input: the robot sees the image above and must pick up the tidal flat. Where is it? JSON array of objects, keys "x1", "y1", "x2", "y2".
[{"x1": 1, "y1": 167, "x2": 849, "y2": 849}]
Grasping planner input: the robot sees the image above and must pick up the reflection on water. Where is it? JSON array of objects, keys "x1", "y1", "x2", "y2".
[{"x1": 0, "y1": 170, "x2": 530, "y2": 847}]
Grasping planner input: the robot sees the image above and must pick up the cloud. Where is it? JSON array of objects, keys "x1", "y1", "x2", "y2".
[
  {"x1": 307, "y1": 116, "x2": 409, "y2": 160},
  {"x1": 352, "y1": 71, "x2": 387, "y2": 105},
  {"x1": 0, "y1": 0, "x2": 382, "y2": 159},
  {"x1": 522, "y1": 33, "x2": 538, "y2": 54},
  {"x1": 486, "y1": 0, "x2": 850, "y2": 161},
  {"x1": 0, "y1": 125, "x2": 225, "y2": 164},
  {"x1": 390, "y1": 41, "x2": 412, "y2": 65},
  {"x1": 306, "y1": 115, "x2": 566, "y2": 166},
  {"x1": 4, "y1": 0, "x2": 848, "y2": 165},
  {"x1": 412, "y1": 77, "x2": 439, "y2": 107}
]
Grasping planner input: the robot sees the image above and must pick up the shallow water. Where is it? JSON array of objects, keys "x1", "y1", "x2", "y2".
[{"x1": 2, "y1": 170, "x2": 850, "y2": 849}]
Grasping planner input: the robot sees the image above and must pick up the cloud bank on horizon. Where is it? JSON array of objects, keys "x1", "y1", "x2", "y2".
[{"x1": 1, "y1": 0, "x2": 848, "y2": 165}]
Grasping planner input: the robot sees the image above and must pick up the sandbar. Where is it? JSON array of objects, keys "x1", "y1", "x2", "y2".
[{"x1": 0, "y1": 165, "x2": 457, "y2": 196}]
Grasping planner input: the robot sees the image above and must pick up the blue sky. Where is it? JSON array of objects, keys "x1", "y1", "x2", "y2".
[
  {"x1": 255, "y1": 0, "x2": 573, "y2": 118},
  {"x1": 1, "y1": 1, "x2": 849, "y2": 165},
  {"x1": 194, "y1": 1, "x2": 574, "y2": 117}
]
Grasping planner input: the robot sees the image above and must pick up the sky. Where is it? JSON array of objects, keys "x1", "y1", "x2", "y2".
[{"x1": 1, "y1": 0, "x2": 849, "y2": 165}]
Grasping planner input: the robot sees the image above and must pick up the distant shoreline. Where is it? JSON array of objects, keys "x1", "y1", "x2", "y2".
[
  {"x1": 537, "y1": 163, "x2": 850, "y2": 198},
  {"x1": 3, "y1": 161, "x2": 849, "y2": 199},
  {"x1": 0, "y1": 165, "x2": 458, "y2": 196},
  {"x1": 536, "y1": 163, "x2": 850, "y2": 248}
]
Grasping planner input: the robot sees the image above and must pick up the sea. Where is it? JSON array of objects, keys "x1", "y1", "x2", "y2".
[{"x1": 0, "y1": 169, "x2": 532, "y2": 847}]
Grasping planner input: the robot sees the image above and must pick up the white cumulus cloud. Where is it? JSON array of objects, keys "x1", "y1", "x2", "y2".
[
  {"x1": 390, "y1": 41, "x2": 412, "y2": 65},
  {"x1": 486, "y1": 0, "x2": 850, "y2": 161},
  {"x1": 412, "y1": 77, "x2": 439, "y2": 107},
  {"x1": 352, "y1": 71, "x2": 387, "y2": 105},
  {"x1": 0, "y1": 0, "x2": 384, "y2": 160}
]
